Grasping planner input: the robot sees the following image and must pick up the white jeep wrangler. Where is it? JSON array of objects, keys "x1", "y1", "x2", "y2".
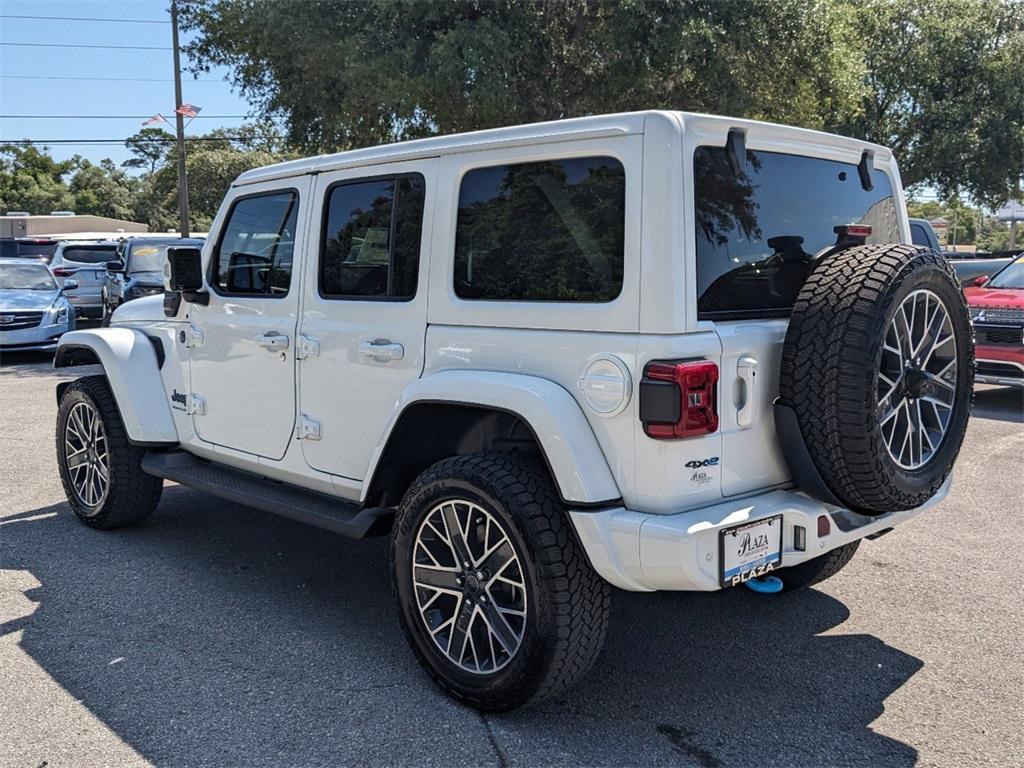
[{"x1": 53, "y1": 112, "x2": 973, "y2": 710}]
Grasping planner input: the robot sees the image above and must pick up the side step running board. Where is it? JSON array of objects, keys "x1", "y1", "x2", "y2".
[{"x1": 142, "y1": 450, "x2": 392, "y2": 539}]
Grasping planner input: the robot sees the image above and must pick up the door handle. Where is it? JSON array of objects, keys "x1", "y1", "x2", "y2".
[
  {"x1": 256, "y1": 331, "x2": 290, "y2": 351},
  {"x1": 736, "y1": 356, "x2": 759, "y2": 428},
  {"x1": 359, "y1": 339, "x2": 404, "y2": 362}
]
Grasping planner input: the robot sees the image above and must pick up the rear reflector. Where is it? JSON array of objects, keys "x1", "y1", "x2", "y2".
[
  {"x1": 639, "y1": 360, "x2": 719, "y2": 439},
  {"x1": 833, "y1": 224, "x2": 872, "y2": 238},
  {"x1": 817, "y1": 514, "x2": 831, "y2": 537},
  {"x1": 52, "y1": 268, "x2": 77, "y2": 277}
]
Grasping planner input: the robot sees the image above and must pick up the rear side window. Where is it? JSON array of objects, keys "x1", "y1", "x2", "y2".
[
  {"x1": 910, "y1": 223, "x2": 931, "y2": 247},
  {"x1": 59, "y1": 246, "x2": 116, "y2": 264},
  {"x1": 454, "y1": 157, "x2": 625, "y2": 302},
  {"x1": 320, "y1": 175, "x2": 425, "y2": 299},
  {"x1": 212, "y1": 190, "x2": 298, "y2": 296},
  {"x1": 694, "y1": 147, "x2": 899, "y2": 320}
]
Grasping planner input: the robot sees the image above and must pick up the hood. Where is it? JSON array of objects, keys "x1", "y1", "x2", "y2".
[
  {"x1": 963, "y1": 286, "x2": 1024, "y2": 310},
  {"x1": 110, "y1": 293, "x2": 169, "y2": 324},
  {"x1": 128, "y1": 270, "x2": 165, "y2": 286},
  {"x1": 0, "y1": 288, "x2": 61, "y2": 312}
]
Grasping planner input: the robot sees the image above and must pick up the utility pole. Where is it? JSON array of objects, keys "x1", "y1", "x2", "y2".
[{"x1": 170, "y1": 0, "x2": 190, "y2": 237}]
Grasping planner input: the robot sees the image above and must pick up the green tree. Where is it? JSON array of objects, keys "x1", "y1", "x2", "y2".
[
  {"x1": 68, "y1": 158, "x2": 138, "y2": 220},
  {"x1": 123, "y1": 128, "x2": 173, "y2": 175},
  {"x1": 181, "y1": 0, "x2": 1023, "y2": 206},
  {"x1": 0, "y1": 143, "x2": 75, "y2": 215}
]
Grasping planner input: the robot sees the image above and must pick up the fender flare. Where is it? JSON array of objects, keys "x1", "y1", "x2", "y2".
[
  {"x1": 54, "y1": 328, "x2": 178, "y2": 445},
  {"x1": 363, "y1": 370, "x2": 621, "y2": 506}
]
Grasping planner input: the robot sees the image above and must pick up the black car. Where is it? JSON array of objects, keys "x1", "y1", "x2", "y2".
[{"x1": 102, "y1": 237, "x2": 205, "y2": 323}]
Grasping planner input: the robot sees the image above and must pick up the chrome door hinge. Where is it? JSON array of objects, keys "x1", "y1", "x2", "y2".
[
  {"x1": 296, "y1": 414, "x2": 321, "y2": 440},
  {"x1": 186, "y1": 394, "x2": 207, "y2": 416},
  {"x1": 295, "y1": 335, "x2": 320, "y2": 360},
  {"x1": 180, "y1": 325, "x2": 205, "y2": 349}
]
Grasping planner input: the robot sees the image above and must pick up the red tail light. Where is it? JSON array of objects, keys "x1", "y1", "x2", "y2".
[
  {"x1": 52, "y1": 267, "x2": 77, "y2": 277},
  {"x1": 639, "y1": 360, "x2": 719, "y2": 439}
]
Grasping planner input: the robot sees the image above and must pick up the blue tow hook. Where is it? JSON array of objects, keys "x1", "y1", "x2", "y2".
[{"x1": 744, "y1": 575, "x2": 784, "y2": 594}]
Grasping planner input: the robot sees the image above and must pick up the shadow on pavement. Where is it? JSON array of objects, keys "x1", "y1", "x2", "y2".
[
  {"x1": 1, "y1": 487, "x2": 922, "y2": 767},
  {"x1": 971, "y1": 385, "x2": 1024, "y2": 423}
]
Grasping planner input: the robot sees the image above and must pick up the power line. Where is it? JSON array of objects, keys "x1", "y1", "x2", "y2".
[
  {"x1": 0, "y1": 42, "x2": 171, "y2": 50},
  {"x1": 1, "y1": 74, "x2": 222, "y2": 83},
  {"x1": 1, "y1": 137, "x2": 282, "y2": 145},
  {"x1": 1, "y1": 115, "x2": 247, "y2": 119},
  {"x1": 0, "y1": 14, "x2": 168, "y2": 24}
]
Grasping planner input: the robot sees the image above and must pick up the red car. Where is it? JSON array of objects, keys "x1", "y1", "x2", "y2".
[{"x1": 964, "y1": 255, "x2": 1024, "y2": 388}]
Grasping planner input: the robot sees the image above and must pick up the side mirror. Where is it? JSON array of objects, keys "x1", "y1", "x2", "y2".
[
  {"x1": 973, "y1": 275, "x2": 989, "y2": 287},
  {"x1": 165, "y1": 246, "x2": 204, "y2": 291},
  {"x1": 105, "y1": 260, "x2": 125, "y2": 272},
  {"x1": 62, "y1": 279, "x2": 79, "y2": 291}
]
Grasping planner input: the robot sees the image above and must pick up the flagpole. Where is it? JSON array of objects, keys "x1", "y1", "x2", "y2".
[{"x1": 170, "y1": 0, "x2": 190, "y2": 237}]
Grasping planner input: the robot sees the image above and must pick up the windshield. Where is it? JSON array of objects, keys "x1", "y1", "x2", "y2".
[
  {"x1": 59, "y1": 245, "x2": 117, "y2": 264},
  {"x1": 0, "y1": 263, "x2": 58, "y2": 290},
  {"x1": 128, "y1": 243, "x2": 173, "y2": 272},
  {"x1": 987, "y1": 256, "x2": 1024, "y2": 289}
]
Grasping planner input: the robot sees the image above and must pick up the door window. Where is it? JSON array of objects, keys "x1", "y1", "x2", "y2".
[
  {"x1": 211, "y1": 190, "x2": 299, "y2": 296},
  {"x1": 453, "y1": 157, "x2": 625, "y2": 302},
  {"x1": 319, "y1": 175, "x2": 425, "y2": 300}
]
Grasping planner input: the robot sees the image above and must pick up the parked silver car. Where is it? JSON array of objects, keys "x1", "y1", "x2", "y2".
[
  {"x1": 0, "y1": 258, "x2": 76, "y2": 352},
  {"x1": 49, "y1": 240, "x2": 119, "y2": 319}
]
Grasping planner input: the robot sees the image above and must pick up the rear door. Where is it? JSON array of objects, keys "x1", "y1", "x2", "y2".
[
  {"x1": 188, "y1": 177, "x2": 312, "y2": 460},
  {"x1": 692, "y1": 143, "x2": 903, "y2": 496},
  {"x1": 296, "y1": 159, "x2": 435, "y2": 480}
]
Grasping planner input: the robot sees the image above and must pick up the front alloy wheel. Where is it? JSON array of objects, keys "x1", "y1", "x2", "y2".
[{"x1": 63, "y1": 400, "x2": 111, "y2": 511}]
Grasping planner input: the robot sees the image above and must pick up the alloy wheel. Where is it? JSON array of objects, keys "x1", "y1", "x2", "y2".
[
  {"x1": 411, "y1": 499, "x2": 527, "y2": 674},
  {"x1": 64, "y1": 400, "x2": 110, "y2": 512},
  {"x1": 877, "y1": 289, "x2": 958, "y2": 469}
]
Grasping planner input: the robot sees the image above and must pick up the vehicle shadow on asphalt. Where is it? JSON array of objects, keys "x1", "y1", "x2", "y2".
[
  {"x1": 971, "y1": 385, "x2": 1024, "y2": 423},
  {"x1": 1, "y1": 488, "x2": 922, "y2": 767}
]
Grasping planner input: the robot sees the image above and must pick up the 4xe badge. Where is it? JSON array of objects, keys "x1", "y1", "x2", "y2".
[{"x1": 686, "y1": 456, "x2": 718, "y2": 485}]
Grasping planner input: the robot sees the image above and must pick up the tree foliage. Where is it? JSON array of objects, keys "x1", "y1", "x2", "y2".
[{"x1": 181, "y1": 0, "x2": 1023, "y2": 206}]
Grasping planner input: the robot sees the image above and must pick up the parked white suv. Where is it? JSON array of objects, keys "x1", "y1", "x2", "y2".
[{"x1": 53, "y1": 112, "x2": 973, "y2": 710}]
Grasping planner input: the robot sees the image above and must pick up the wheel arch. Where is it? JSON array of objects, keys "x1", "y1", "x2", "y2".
[
  {"x1": 362, "y1": 370, "x2": 621, "y2": 508},
  {"x1": 54, "y1": 329, "x2": 178, "y2": 445}
]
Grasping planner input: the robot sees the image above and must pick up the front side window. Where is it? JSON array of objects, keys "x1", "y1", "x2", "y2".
[
  {"x1": 694, "y1": 147, "x2": 899, "y2": 320},
  {"x1": 320, "y1": 175, "x2": 425, "y2": 299},
  {"x1": 212, "y1": 190, "x2": 298, "y2": 296},
  {"x1": 454, "y1": 157, "x2": 625, "y2": 302}
]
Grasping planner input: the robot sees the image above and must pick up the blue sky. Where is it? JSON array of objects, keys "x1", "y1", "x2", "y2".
[{"x1": 0, "y1": 0, "x2": 257, "y2": 169}]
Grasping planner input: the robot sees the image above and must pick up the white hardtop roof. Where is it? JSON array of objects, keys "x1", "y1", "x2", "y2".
[{"x1": 234, "y1": 111, "x2": 893, "y2": 187}]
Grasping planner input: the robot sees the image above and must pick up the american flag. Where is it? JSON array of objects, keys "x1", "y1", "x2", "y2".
[
  {"x1": 142, "y1": 113, "x2": 168, "y2": 126},
  {"x1": 174, "y1": 103, "x2": 202, "y2": 118}
]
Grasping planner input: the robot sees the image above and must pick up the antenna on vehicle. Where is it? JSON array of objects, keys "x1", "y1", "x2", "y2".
[
  {"x1": 858, "y1": 149, "x2": 874, "y2": 191},
  {"x1": 726, "y1": 128, "x2": 747, "y2": 177}
]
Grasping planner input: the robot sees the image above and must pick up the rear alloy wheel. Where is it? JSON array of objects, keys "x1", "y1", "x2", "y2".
[{"x1": 391, "y1": 453, "x2": 611, "y2": 710}]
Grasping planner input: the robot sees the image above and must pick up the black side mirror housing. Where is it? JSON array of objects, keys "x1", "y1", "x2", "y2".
[
  {"x1": 165, "y1": 246, "x2": 204, "y2": 291},
  {"x1": 106, "y1": 260, "x2": 125, "y2": 272}
]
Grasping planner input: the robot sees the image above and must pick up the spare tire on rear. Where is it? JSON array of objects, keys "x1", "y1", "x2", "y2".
[{"x1": 779, "y1": 243, "x2": 973, "y2": 515}]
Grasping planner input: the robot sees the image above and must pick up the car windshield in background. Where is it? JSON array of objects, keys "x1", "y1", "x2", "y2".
[
  {"x1": 987, "y1": 257, "x2": 1024, "y2": 289},
  {"x1": 60, "y1": 246, "x2": 117, "y2": 264},
  {"x1": 694, "y1": 147, "x2": 899, "y2": 320},
  {"x1": 17, "y1": 241, "x2": 57, "y2": 259},
  {"x1": 129, "y1": 244, "x2": 174, "y2": 273},
  {"x1": 0, "y1": 263, "x2": 57, "y2": 290}
]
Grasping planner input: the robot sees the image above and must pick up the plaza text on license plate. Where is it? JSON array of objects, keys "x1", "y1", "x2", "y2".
[{"x1": 719, "y1": 515, "x2": 783, "y2": 587}]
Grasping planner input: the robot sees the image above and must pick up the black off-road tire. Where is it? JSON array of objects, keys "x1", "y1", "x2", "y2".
[
  {"x1": 56, "y1": 375, "x2": 162, "y2": 528},
  {"x1": 391, "y1": 453, "x2": 611, "y2": 711},
  {"x1": 779, "y1": 244, "x2": 973, "y2": 515},
  {"x1": 777, "y1": 541, "x2": 861, "y2": 592}
]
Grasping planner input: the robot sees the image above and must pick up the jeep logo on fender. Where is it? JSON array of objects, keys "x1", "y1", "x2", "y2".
[
  {"x1": 170, "y1": 389, "x2": 188, "y2": 410},
  {"x1": 685, "y1": 457, "x2": 719, "y2": 469}
]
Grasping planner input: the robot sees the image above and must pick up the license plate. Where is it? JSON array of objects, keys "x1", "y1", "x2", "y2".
[{"x1": 719, "y1": 515, "x2": 783, "y2": 587}]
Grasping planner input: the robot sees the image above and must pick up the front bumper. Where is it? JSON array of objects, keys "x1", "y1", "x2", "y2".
[
  {"x1": 974, "y1": 344, "x2": 1024, "y2": 388},
  {"x1": 0, "y1": 318, "x2": 73, "y2": 352},
  {"x1": 570, "y1": 477, "x2": 951, "y2": 592}
]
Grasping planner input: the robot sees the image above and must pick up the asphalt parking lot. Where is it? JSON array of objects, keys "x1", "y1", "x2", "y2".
[{"x1": 1, "y1": 351, "x2": 1021, "y2": 768}]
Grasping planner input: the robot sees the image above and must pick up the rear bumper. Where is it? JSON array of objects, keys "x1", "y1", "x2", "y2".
[{"x1": 569, "y1": 477, "x2": 951, "y2": 592}]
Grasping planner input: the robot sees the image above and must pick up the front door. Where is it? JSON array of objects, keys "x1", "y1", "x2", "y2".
[
  {"x1": 297, "y1": 159, "x2": 436, "y2": 479},
  {"x1": 189, "y1": 177, "x2": 312, "y2": 460}
]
